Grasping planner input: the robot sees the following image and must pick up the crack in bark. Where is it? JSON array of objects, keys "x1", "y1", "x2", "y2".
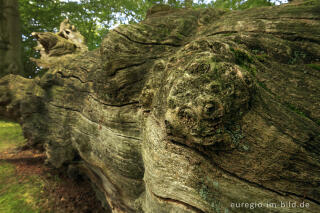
[
  {"x1": 86, "y1": 164, "x2": 136, "y2": 213},
  {"x1": 117, "y1": 78, "x2": 144, "y2": 92},
  {"x1": 279, "y1": 190, "x2": 320, "y2": 206},
  {"x1": 107, "y1": 120, "x2": 137, "y2": 124},
  {"x1": 113, "y1": 29, "x2": 181, "y2": 47},
  {"x1": 256, "y1": 17, "x2": 320, "y2": 21},
  {"x1": 49, "y1": 103, "x2": 141, "y2": 141},
  {"x1": 167, "y1": 138, "x2": 320, "y2": 206},
  {"x1": 57, "y1": 71, "x2": 89, "y2": 84},
  {"x1": 73, "y1": 126, "x2": 92, "y2": 137},
  {"x1": 208, "y1": 30, "x2": 319, "y2": 43},
  {"x1": 207, "y1": 30, "x2": 238, "y2": 36},
  {"x1": 109, "y1": 61, "x2": 147, "y2": 77},
  {"x1": 114, "y1": 133, "x2": 141, "y2": 141},
  {"x1": 149, "y1": 189, "x2": 205, "y2": 213},
  {"x1": 258, "y1": 88, "x2": 320, "y2": 128},
  {"x1": 70, "y1": 110, "x2": 140, "y2": 142},
  {"x1": 88, "y1": 94, "x2": 139, "y2": 107},
  {"x1": 48, "y1": 102, "x2": 80, "y2": 113},
  {"x1": 49, "y1": 97, "x2": 140, "y2": 137}
]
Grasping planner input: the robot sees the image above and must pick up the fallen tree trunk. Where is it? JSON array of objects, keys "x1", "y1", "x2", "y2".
[{"x1": 0, "y1": 1, "x2": 320, "y2": 212}]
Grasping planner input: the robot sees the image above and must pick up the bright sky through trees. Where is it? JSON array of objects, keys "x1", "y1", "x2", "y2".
[{"x1": 21, "y1": 0, "x2": 289, "y2": 78}]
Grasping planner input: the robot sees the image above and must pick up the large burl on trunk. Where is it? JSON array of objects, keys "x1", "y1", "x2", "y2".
[{"x1": 1, "y1": 1, "x2": 320, "y2": 212}]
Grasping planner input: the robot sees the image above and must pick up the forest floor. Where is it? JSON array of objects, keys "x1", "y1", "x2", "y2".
[{"x1": 0, "y1": 120, "x2": 105, "y2": 213}]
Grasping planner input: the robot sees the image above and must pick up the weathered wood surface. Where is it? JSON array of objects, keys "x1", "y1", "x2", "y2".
[{"x1": 0, "y1": 1, "x2": 320, "y2": 212}]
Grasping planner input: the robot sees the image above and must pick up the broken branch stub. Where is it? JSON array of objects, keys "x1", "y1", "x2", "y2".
[{"x1": 31, "y1": 19, "x2": 88, "y2": 69}]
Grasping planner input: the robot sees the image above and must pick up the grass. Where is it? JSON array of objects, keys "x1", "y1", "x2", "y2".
[
  {"x1": 0, "y1": 120, "x2": 43, "y2": 213},
  {"x1": 0, "y1": 120, "x2": 105, "y2": 213},
  {"x1": 0, "y1": 120, "x2": 26, "y2": 152},
  {"x1": 0, "y1": 163, "x2": 43, "y2": 213}
]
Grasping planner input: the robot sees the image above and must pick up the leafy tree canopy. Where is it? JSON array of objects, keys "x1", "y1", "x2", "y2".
[{"x1": 19, "y1": 0, "x2": 280, "y2": 77}]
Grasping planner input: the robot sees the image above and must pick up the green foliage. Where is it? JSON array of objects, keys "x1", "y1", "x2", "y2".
[
  {"x1": 210, "y1": 0, "x2": 273, "y2": 10},
  {"x1": 19, "y1": 0, "x2": 62, "y2": 78},
  {"x1": 238, "y1": 0, "x2": 273, "y2": 9},
  {"x1": 19, "y1": 0, "x2": 278, "y2": 78},
  {"x1": 18, "y1": 0, "x2": 151, "y2": 78}
]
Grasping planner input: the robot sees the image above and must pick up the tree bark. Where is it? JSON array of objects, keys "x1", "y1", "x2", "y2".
[
  {"x1": 0, "y1": 2, "x2": 320, "y2": 212},
  {"x1": 0, "y1": 0, "x2": 23, "y2": 78}
]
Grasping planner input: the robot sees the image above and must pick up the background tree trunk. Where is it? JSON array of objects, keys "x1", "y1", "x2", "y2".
[{"x1": 0, "y1": 0, "x2": 23, "y2": 78}]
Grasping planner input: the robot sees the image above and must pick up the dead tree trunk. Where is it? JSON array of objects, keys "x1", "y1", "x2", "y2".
[{"x1": 0, "y1": 1, "x2": 320, "y2": 212}]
